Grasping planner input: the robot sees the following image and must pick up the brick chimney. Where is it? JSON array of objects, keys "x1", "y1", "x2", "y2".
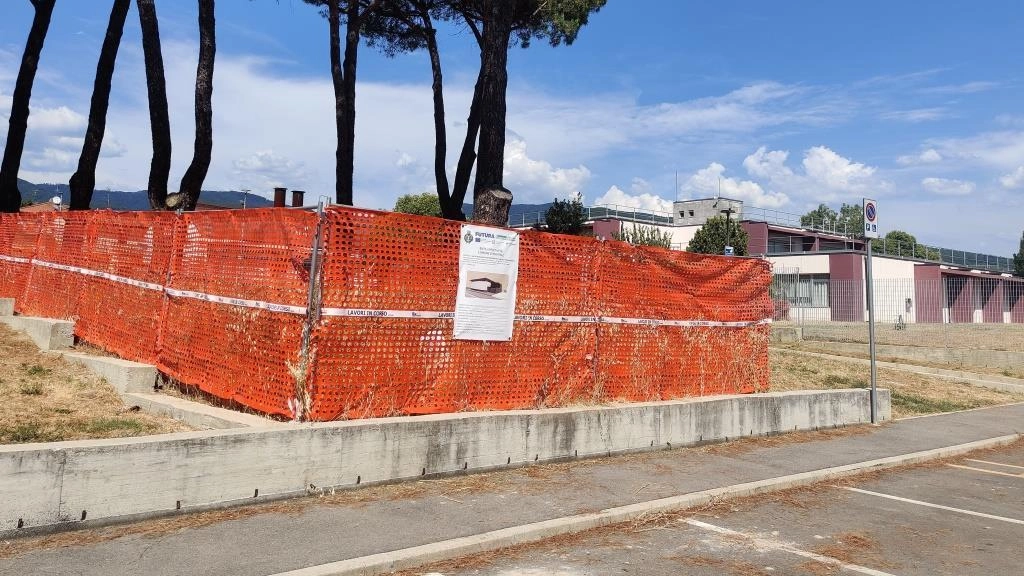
[
  {"x1": 273, "y1": 187, "x2": 287, "y2": 208},
  {"x1": 291, "y1": 190, "x2": 305, "y2": 208}
]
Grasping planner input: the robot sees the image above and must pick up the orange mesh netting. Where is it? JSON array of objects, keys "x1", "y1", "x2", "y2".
[{"x1": 0, "y1": 205, "x2": 772, "y2": 421}]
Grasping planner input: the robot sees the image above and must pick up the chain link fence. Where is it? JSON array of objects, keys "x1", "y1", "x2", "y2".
[{"x1": 771, "y1": 272, "x2": 1024, "y2": 352}]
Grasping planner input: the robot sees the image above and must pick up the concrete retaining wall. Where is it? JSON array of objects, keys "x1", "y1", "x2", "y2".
[
  {"x1": 0, "y1": 389, "x2": 888, "y2": 535},
  {"x1": 798, "y1": 340, "x2": 1024, "y2": 371}
]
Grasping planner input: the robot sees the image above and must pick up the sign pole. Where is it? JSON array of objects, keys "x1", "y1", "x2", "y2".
[
  {"x1": 862, "y1": 198, "x2": 879, "y2": 424},
  {"x1": 865, "y1": 237, "x2": 878, "y2": 424}
]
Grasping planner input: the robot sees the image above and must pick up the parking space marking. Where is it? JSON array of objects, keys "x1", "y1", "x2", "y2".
[
  {"x1": 948, "y1": 463, "x2": 1024, "y2": 479},
  {"x1": 684, "y1": 519, "x2": 897, "y2": 576},
  {"x1": 966, "y1": 459, "x2": 1024, "y2": 471},
  {"x1": 843, "y1": 487, "x2": 1024, "y2": 525}
]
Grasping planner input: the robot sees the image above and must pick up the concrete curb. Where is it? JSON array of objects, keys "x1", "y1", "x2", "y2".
[
  {"x1": 272, "y1": 434, "x2": 1021, "y2": 576},
  {"x1": 122, "y1": 392, "x2": 280, "y2": 429},
  {"x1": 57, "y1": 351, "x2": 157, "y2": 394},
  {"x1": 779, "y1": 348, "x2": 1024, "y2": 394},
  {"x1": 0, "y1": 315, "x2": 74, "y2": 351}
]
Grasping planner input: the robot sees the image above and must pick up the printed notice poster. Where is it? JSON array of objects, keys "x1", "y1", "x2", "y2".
[{"x1": 454, "y1": 224, "x2": 520, "y2": 341}]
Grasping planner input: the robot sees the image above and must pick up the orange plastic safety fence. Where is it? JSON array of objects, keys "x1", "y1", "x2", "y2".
[
  {"x1": 157, "y1": 209, "x2": 316, "y2": 417},
  {"x1": 0, "y1": 205, "x2": 771, "y2": 422},
  {"x1": 75, "y1": 211, "x2": 177, "y2": 363},
  {"x1": 0, "y1": 213, "x2": 40, "y2": 300},
  {"x1": 306, "y1": 206, "x2": 772, "y2": 420}
]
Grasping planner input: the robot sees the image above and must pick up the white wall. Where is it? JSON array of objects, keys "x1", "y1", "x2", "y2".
[
  {"x1": 868, "y1": 256, "x2": 920, "y2": 324},
  {"x1": 765, "y1": 254, "x2": 831, "y2": 275},
  {"x1": 620, "y1": 222, "x2": 700, "y2": 250}
]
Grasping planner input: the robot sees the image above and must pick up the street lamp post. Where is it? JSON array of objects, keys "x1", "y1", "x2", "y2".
[{"x1": 720, "y1": 206, "x2": 736, "y2": 256}]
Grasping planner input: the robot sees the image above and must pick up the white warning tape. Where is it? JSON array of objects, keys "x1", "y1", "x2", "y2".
[
  {"x1": 165, "y1": 288, "x2": 308, "y2": 315},
  {"x1": 321, "y1": 308, "x2": 454, "y2": 319},
  {"x1": 8, "y1": 255, "x2": 773, "y2": 326},
  {"x1": 322, "y1": 308, "x2": 771, "y2": 328},
  {"x1": 30, "y1": 258, "x2": 165, "y2": 292},
  {"x1": 0, "y1": 254, "x2": 31, "y2": 264}
]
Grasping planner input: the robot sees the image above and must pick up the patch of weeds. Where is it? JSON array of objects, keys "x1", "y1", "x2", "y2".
[
  {"x1": 21, "y1": 363, "x2": 52, "y2": 377},
  {"x1": 891, "y1": 391, "x2": 980, "y2": 414},
  {"x1": 822, "y1": 374, "x2": 868, "y2": 389},
  {"x1": 83, "y1": 417, "x2": 154, "y2": 435},
  {"x1": 19, "y1": 381, "x2": 44, "y2": 395},
  {"x1": 0, "y1": 423, "x2": 59, "y2": 443},
  {"x1": 52, "y1": 407, "x2": 73, "y2": 415}
]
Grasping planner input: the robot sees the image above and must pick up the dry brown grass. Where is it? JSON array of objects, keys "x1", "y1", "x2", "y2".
[
  {"x1": 778, "y1": 340, "x2": 1024, "y2": 379},
  {"x1": 769, "y1": 349, "x2": 1024, "y2": 418},
  {"x1": 811, "y1": 531, "x2": 900, "y2": 570},
  {"x1": 778, "y1": 321, "x2": 1024, "y2": 352},
  {"x1": 0, "y1": 324, "x2": 190, "y2": 444}
]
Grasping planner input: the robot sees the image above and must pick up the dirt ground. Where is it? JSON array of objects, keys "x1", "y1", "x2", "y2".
[
  {"x1": 769, "y1": 348, "x2": 1024, "y2": 418},
  {"x1": 0, "y1": 324, "x2": 190, "y2": 444},
  {"x1": 776, "y1": 321, "x2": 1024, "y2": 352}
]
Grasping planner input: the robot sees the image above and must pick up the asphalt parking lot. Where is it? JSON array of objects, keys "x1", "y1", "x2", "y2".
[{"x1": 416, "y1": 443, "x2": 1024, "y2": 576}]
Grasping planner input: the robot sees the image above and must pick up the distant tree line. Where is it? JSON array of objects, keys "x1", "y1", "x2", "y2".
[{"x1": 0, "y1": 0, "x2": 605, "y2": 224}]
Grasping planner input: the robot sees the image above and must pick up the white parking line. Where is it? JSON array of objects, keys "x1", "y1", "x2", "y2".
[
  {"x1": 684, "y1": 519, "x2": 898, "y2": 576},
  {"x1": 948, "y1": 463, "x2": 1024, "y2": 479},
  {"x1": 966, "y1": 459, "x2": 1024, "y2": 471},
  {"x1": 843, "y1": 487, "x2": 1024, "y2": 525}
]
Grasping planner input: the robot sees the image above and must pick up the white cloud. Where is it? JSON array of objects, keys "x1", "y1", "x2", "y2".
[
  {"x1": 999, "y1": 166, "x2": 1024, "y2": 189},
  {"x1": 27, "y1": 106, "x2": 87, "y2": 132},
  {"x1": 927, "y1": 130, "x2": 1024, "y2": 171},
  {"x1": 594, "y1": 185, "x2": 673, "y2": 213},
  {"x1": 921, "y1": 177, "x2": 975, "y2": 196},
  {"x1": 682, "y1": 162, "x2": 789, "y2": 208},
  {"x1": 880, "y1": 108, "x2": 950, "y2": 123},
  {"x1": 920, "y1": 81, "x2": 998, "y2": 95},
  {"x1": 501, "y1": 135, "x2": 591, "y2": 201},
  {"x1": 395, "y1": 152, "x2": 416, "y2": 168},
  {"x1": 231, "y1": 150, "x2": 310, "y2": 191},
  {"x1": 896, "y1": 148, "x2": 943, "y2": 166},
  {"x1": 802, "y1": 146, "x2": 877, "y2": 193},
  {"x1": 743, "y1": 146, "x2": 793, "y2": 180}
]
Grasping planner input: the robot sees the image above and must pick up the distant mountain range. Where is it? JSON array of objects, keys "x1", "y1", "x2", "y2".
[
  {"x1": 16, "y1": 179, "x2": 274, "y2": 210},
  {"x1": 16, "y1": 179, "x2": 554, "y2": 224}
]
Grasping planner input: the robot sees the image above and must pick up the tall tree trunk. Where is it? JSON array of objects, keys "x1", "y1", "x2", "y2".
[
  {"x1": 418, "y1": 7, "x2": 456, "y2": 219},
  {"x1": 178, "y1": 0, "x2": 216, "y2": 211},
  {"x1": 472, "y1": 5, "x2": 512, "y2": 225},
  {"x1": 449, "y1": 65, "x2": 483, "y2": 220},
  {"x1": 69, "y1": 0, "x2": 132, "y2": 211},
  {"x1": 137, "y1": 0, "x2": 173, "y2": 211},
  {"x1": 337, "y1": 1, "x2": 361, "y2": 206},
  {"x1": 0, "y1": 0, "x2": 56, "y2": 213},
  {"x1": 328, "y1": 0, "x2": 346, "y2": 205}
]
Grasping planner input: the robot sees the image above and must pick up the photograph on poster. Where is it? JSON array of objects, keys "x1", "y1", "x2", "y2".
[{"x1": 465, "y1": 272, "x2": 508, "y2": 299}]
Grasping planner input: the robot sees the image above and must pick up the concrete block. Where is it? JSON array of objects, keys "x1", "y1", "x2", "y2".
[
  {"x1": 59, "y1": 352, "x2": 156, "y2": 394},
  {"x1": 0, "y1": 390, "x2": 886, "y2": 534},
  {"x1": 0, "y1": 316, "x2": 74, "y2": 351},
  {"x1": 0, "y1": 298, "x2": 14, "y2": 316},
  {"x1": 122, "y1": 392, "x2": 280, "y2": 430}
]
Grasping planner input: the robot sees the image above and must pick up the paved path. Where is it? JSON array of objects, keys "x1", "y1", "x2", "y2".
[
  {"x1": 2, "y1": 404, "x2": 1023, "y2": 576},
  {"x1": 428, "y1": 442, "x2": 1024, "y2": 575}
]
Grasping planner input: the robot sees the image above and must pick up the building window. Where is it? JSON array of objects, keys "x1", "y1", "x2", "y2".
[
  {"x1": 688, "y1": 210, "x2": 695, "y2": 217},
  {"x1": 774, "y1": 274, "x2": 830, "y2": 308}
]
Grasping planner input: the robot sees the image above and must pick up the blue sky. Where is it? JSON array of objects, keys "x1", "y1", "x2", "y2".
[{"x1": 1, "y1": 1, "x2": 1022, "y2": 255}]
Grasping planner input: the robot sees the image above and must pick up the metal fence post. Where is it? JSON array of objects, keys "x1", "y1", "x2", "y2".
[
  {"x1": 296, "y1": 198, "x2": 327, "y2": 421},
  {"x1": 864, "y1": 238, "x2": 878, "y2": 424}
]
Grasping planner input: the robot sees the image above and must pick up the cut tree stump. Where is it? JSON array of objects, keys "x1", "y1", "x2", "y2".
[{"x1": 473, "y1": 186, "x2": 513, "y2": 226}]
